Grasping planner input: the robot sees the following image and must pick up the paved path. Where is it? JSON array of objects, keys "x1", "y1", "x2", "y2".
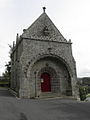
[
  {"x1": 0, "y1": 88, "x2": 90, "y2": 120},
  {"x1": 0, "y1": 88, "x2": 14, "y2": 97}
]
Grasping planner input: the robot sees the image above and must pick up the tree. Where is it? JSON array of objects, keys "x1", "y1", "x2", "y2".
[
  {"x1": 2, "y1": 44, "x2": 12, "y2": 87},
  {"x1": 2, "y1": 61, "x2": 11, "y2": 87}
]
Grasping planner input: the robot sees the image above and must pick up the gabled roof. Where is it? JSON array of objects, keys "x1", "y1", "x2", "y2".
[{"x1": 22, "y1": 9, "x2": 67, "y2": 42}]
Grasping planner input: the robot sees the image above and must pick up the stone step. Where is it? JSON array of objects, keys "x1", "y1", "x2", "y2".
[
  {"x1": 8, "y1": 88, "x2": 18, "y2": 97},
  {"x1": 38, "y1": 92, "x2": 75, "y2": 100}
]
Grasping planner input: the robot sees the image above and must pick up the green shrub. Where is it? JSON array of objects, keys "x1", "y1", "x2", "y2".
[
  {"x1": 86, "y1": 93, "x2": 90, "y2": 98},
  {"x1": 79, "y1": 86, "x2": 88, "y2": 101},
  {"x1": 88, "y1": 86, "x2": 90, "y2": 93}
]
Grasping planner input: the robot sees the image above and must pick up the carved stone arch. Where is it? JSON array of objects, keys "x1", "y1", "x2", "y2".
[
  {"x1": 27, "y1": 53, "x2": 73, "y2": 79},
  {"x1": 38, "y1": 66, "x2": 57, "y2": 77},
  {"x1": 37, "y1": 66, "x2": 60, "y2": 93},
  {"x1": 26, "y1": 53, "x2": 73, "y2": 97}
]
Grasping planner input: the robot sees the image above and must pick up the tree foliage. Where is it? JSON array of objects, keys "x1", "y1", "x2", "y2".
[
  {"x1": 2, "y1": 61, "x2": 11, "y2": 86},
  {"x1": 2, "y1": 44, "x2": 12, "y2": 87},
  {"x1": 79, "y1": 86, "x2": 88, "y2": 101}
]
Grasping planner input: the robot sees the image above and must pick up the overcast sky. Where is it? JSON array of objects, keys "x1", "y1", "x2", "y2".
[{"x1": 0, "y1": 0, "x2": 90, "y2": 77}]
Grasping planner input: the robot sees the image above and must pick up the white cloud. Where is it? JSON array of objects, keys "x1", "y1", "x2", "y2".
[
  {"x1": 0, "y1": 0, "x2": 12, "y2": 8},
  {"x1": 78, "y1": 68, "x2": 90, "y2": 77}
]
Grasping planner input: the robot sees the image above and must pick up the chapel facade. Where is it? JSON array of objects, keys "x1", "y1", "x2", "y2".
[{"x1": 10, "y1": 8, "x2": 78, "y2": 98}]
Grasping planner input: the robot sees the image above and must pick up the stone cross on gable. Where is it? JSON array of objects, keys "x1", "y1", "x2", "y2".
[{"x1": 43, "y1": 7, "x2": 46, "y2": 13}]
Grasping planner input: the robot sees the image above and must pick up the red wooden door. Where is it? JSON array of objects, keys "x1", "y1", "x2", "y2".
[{"x1": 41, "y1": 73, "x2": 51, "y2": 92}]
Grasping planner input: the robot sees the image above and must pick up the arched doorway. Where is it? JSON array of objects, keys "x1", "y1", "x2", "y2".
[
  {"x1": 28, "y1": 55, "x2": 72, "y2": 98},
  {"x1": 41, "y1": 72, "x2": 51, "y2": 92}
]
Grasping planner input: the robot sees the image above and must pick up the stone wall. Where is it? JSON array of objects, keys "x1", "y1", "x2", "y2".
[
  {"x1": 11, "y1": 11, "x2": 78, "y2": 99},
  {"x1": 11, "y1": 40, "x2": 23, "y2": 93},
  {"x1": 18, "y1": 38, "x2": 77, "y2": 98}
]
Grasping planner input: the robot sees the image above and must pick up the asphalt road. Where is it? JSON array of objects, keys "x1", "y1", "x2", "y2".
[{"x1": 0, "y1": 88, "x2": 90, "y2": 120}]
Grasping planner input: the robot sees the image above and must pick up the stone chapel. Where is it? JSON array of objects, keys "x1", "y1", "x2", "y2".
[{"x1": 11, "y1": 7, "x2": 78, "y2": 98}]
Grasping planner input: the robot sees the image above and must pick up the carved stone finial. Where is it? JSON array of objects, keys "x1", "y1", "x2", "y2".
[
  {"x1": 43, "y1": 7, "x2": 46, "y2": 13},
  {"x1": 16, "y1": 33, "x2": 19, "y2": 44},
  {"x1": 69, "y1": 39, "x2": 71, "y2": 43},
  {"x1": 13, "y1": 41, "x2": 15, "y2": 48}
]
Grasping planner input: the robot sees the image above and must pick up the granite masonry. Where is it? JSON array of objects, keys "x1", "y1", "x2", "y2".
[{"x1": 11, "y1": 8, "x2": 79, "y2": 98}]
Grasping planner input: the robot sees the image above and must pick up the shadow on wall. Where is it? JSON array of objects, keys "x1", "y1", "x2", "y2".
[{"x1": 20, "y1": 113, "x2": 28, "y2": 120}]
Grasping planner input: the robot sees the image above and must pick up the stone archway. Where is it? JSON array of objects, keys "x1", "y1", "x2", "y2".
[
  {"x1": 27, "y1": 55, "x2": 72, "y2": 98},
  {"x1": 38, "y1": 66, "x2": 59, "y2": 94}
]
